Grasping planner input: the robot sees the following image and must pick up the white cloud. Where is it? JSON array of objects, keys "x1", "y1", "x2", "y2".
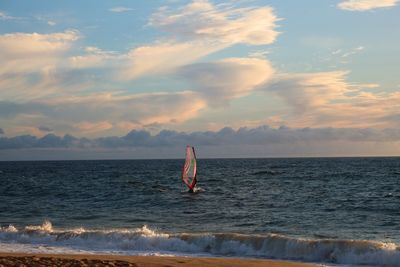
[
  {"x1": 0, "y1": 28, "x2": 209, "y2": 133},
  {"x1": 0, "y1": 0, "x2": 278, "y2": 134},
  {"x1": 341, "y1": 46, "x2": 364, "y2": 58},
  {"x1": 268, "y1": 71, "x2": 350, "y2": 114},
  {"x1": 109, "y1": 7, "x2": 134, "y2": 13},
  {"x1": 0, "y1": 30, "x2": 79, "y2": 57},
  {"x1": 68, "y1": 46, "x2": 121, "y2": 69},
  {"x1": 179, "y1": 57, "x2": 274, "y2": 106},
  {"x1": 0, "y1": 91, "x2": 207, "y2": 136},
  {"x1": 121, "y1": 0, "x2": 280, "y2": 80},
  {"x1": 265, "y1": 71, "x2": 400, "y2": 128},
  {"x1": 0, "y1": 70, "x2": 94, "y2": 101},
  {"x1": 120, "y1": 41, "x2": 225, "y2": 80},
  {"x1": 150, "y1": 0, "x2": 279, "y2": 45},
  {"x1": 0, "y1": 30, "x2": 80, "y2": 75},
  {"x1": 248, "y1": 50, "x2": 270, "y2": 59},
  {"x1": 0, "y1": 33, "x2": 121, "y2": 102},
  {"x1": 0, "y1": 11, "x2": 17, "y2": 20},
  {"x1": 338, "y1": 0, "x2": 398, "y2": 11}
]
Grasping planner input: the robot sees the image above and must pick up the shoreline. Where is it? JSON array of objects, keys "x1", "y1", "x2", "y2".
[{"x1": 0, "y1": 252, "x2": 321, "y2": 267}]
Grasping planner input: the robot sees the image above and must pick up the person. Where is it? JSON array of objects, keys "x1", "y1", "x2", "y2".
[{"x1": 188, "y1": 176, "x2": 197, "y2": 193}]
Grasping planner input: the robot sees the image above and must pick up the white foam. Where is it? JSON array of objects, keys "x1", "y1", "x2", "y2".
[
  {"x1": 25, "y1": 220, "x2": 53, "y2": 232},
  {"x1": 1, "y1": 222, "x2": 399, "y2": 266},
  {"x1": 2, "y1": 225, "x2": 17, "y2": 233}
]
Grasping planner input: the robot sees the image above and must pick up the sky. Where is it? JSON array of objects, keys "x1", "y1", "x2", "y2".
[{"x1": 0, "y1": 0, "x2": 399, "y2": 160}]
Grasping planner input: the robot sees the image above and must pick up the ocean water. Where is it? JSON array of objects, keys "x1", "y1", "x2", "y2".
[{"x1": 0, "y1": 158, "x2": 399, "y2": 266}]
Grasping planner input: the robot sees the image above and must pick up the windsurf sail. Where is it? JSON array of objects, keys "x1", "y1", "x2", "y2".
[{"x1": 182, "y1": 145, "x2": 197, "y2": 190}]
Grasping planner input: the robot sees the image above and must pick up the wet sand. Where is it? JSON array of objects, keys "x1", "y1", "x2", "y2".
[{"x1": 0, "y1": 253, "x2": 319, "y2": 267}]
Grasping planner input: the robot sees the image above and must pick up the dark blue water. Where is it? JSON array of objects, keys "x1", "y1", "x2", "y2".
[{"x1": 1, "y1": 158, "x2": 400, "y2": 265}]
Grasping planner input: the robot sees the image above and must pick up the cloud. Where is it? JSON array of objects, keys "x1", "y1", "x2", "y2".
[
  {"x1": 341, "y1": 46, "x2": 364, "y2": 58},
  {"x1": 109, "y1": 7, "x2": 134, "y2": 13},
  {"x1": 0, "y1": 30, "x2": 79, "y2": 59},
  {"x1": 0, "y1": 91, "x2": 206, "y2": 136},
  {"x1": 338, "y1": 0, "x2": 398, "y2": 11},
  {"x1": 268, "y1": 71, "x2": 350, "y2": 114},
  {"x1": 265, "y1": 71, "x2": 400, "y2": 128},
  {"x1": 329, "y1": 46, "x2": 365, "y2": 64},
  {"x1": 68, "y1": 46, "x2": 121, "y2": 69},
  {"x1": 120, "y1": 41, "x2": 225, "y2": 80},
  {"x1": 0, "y1": 133, "x2": 81, "y2": 150},
  {"x1": 1, "y1": 125, "x2": 400, "y2": 151},
  {"x1": 0, "y1": 11, "x2": 17, "y2": 20},
  {"x1": 38, "y1": 126, "x2": 53, "y2": 132},
  {"x1": 179, "y1": 57, "x2": 274, "y2": 105},
  {"x1": 0, "y1": 28, "x2": 212, "y2": 135},
  {"x1": 0, "y1": 30, "x2": 79, "y2": 75},
  {"x1": 150, "y1": 0, "x2": 279, "y2": 45},
  {"x1": 2, "y1": 1, "x2": 280, "y2": 83},
  {"x1": 0, "y1": 128, "x2": 4, "y2": 135},
  {"x1": 121, "y1": 0, "x2": 279, "y2": 80},
  {"x1": 0, "y1": 34, "x2": 113, "y2": 102},
  {"x1": 74, "y1": 121, "x2": 113, "y2": 134},
  {"x1": 0, "y1": 68, "x2": 95, "y2": 102}
]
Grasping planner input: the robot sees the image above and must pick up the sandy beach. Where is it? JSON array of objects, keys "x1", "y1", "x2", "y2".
[{"x1": 0, "y1": 253, "x2": 319, "y2": 267}]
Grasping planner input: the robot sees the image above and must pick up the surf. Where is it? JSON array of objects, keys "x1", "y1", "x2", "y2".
[{"x1": 1, "y1": 221, "x2": 399, "y2": 266}]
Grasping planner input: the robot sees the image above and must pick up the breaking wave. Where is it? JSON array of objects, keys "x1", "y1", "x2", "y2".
[{"x1": 1, "y1": 221, "x2": 400, "y2": 266}]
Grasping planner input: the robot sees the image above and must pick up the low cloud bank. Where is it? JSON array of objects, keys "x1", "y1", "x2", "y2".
[{"x1": 1, "y1": 126, "x2": 400, "y2": 150}]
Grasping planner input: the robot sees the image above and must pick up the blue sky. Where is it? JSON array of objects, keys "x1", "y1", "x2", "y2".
[{"x1": 0, "y1": 0, "x2": 399, "y2": 159}]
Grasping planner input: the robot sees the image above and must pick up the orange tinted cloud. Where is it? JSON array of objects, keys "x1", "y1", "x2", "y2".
[{"x1": 338, "y1": 0, "x2": 398, "y2": 11}]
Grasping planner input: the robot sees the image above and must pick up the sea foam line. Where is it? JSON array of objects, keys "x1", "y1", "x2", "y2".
[{"x1": 0, "y1": 221, "x2": 399, "y2": 266}]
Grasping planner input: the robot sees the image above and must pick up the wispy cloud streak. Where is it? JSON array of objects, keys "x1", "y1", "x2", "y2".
[
  {"x1": 0, "y1": 11, "x2": 18, "y2": 20},
  {"x1": 338, "y1": 0, "x2": 398, "y2": 11},
  {"x1": 109, "y1": 7, "x2": 134, "y2": 13}
]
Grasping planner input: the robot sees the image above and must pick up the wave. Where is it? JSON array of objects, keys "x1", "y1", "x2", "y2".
[{"x1": 1, "y1": 221, "x2": 399, "y2": 266}]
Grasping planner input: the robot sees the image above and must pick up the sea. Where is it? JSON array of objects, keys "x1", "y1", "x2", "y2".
[{"x1": 0, "y1": 157, "x2": 399, "y2": 266}]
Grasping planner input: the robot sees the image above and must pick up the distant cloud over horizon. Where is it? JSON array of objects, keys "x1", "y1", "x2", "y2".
[
  {"x1": 1, "y1": 125, "x2": 400, "y2": 160},
  {"x1": 1, "y1": 125, "x2": 400, "y2": 150},
  {"x1": 338, "y1": 0, "x2": 398, "y2": 11}
]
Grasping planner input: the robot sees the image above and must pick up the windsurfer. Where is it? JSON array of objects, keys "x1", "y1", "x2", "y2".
[
  {"x1": 182, "y1": 145, "x2": 198, "y2": 193},
  {"x1": 188, "y1": 177, "x2": 197, "y2": 193}
]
